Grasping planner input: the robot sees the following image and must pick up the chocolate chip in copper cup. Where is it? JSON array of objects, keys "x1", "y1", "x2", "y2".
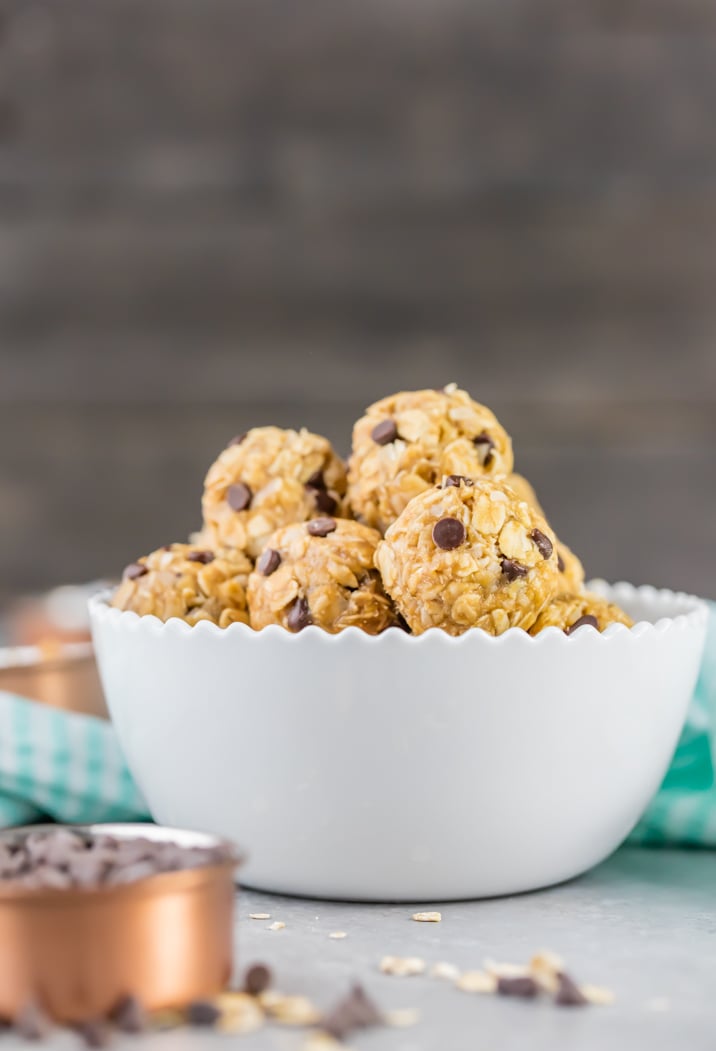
[
  {"x1": 244, "y1": 963, "x2": 272, "y2": 997},
  {"x1": 530, "y1": 528, "x2": 553, "y2": 560},
  {"x1": 286, "y1": 596, "x2": 312, "y2": 632},
  {"x1": 555, "y1": 972, "x2": 588, "y2": 1006},
  {"x1": 226, "y1": 483, "x2": 252, "y2": 512},
  {"x1": 187, "y1": 550, "x2": 215, "y2": 564},
  {"x1": 371, "y1": 419, "x2": 398, "y2": 445},
  {"x1": 307, "y1": 517, "x2": 337, "y2": 538},
  {"x1": 565, "y1": 614, "x2": 599, "y2": 635},
  {"x1": 1, "y1": 829, "x2": 232, "y2": 890},
  {"x1": 473, "y1": 431, "x2": 495, "y2": 466},
  {"x1": 557, "y1": 552, "x2": 566, "y2": 572},
  {"x1": 442, "y1": 475, "x2": 474, "y2": 489},
  {"x1": 310, "y1": 488, "x2": 337, "y2": 515},
  {"x1": 14, "y1": 1000, "x2": 52, "y2": 1041},
  {"x1": 227, "y1": 432, "x2": 247, "y2": 447},
  {"x1": 186, "y1": 1002, "x2": 221, "y2": 1028},
  {"x1": 257, "y1": 548, "x2": 281, "y2": 576},
  {"x1": 500, "y1": 557, "x2": 529, "y2": 582},
  {"x1": 122, "y1": 563, "x2": 148, "y2": 581},
  {"x1": 432, "y1": 517, "x2": 466, "y2": 550},
  {"x1": 496, "y1": 976, "x2": 539, "y2": 999},
  {"x1": 110, "y1": 995, "x2": 147, "y2": 1034},
  {"x1": 76, "y1": 1020, "x2": 111, "y2": 1048}
]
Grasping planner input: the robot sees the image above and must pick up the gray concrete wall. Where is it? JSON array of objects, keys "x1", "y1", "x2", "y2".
[{"x1": 1, "y1": 0, "x2": 714, "y2": 600}]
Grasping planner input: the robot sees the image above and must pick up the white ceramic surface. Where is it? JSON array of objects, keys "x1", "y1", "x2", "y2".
[{"x1": 90, "y1": 583, "x2": 708, "y2": 901}]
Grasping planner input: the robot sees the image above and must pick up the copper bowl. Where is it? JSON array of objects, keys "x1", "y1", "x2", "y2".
[
  {"x1": 0, "y1": 643, "x2": 108, "y2": 720},
  {"x1": 0, "y1": 824, "x2": 241, "y2": 1023}
]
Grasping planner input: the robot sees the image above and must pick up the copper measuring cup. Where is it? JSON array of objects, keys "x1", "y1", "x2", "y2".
[{"x1": 0, "y1": 824, "x2": 242, "y2": 1023}]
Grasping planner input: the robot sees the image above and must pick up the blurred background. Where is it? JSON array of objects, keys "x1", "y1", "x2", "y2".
[{"x1": 1, "y1": 0, "x2": 715, "y2": 618}]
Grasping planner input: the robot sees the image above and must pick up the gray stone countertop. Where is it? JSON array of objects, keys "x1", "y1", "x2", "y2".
[{"x1": 6, "y1": 847, "x2": 716, "y2": 1051}]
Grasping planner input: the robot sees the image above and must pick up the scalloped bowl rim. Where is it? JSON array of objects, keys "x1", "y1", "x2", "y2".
[{"x1": 89, "y1": 580, "x2": 709, "y2": 646}]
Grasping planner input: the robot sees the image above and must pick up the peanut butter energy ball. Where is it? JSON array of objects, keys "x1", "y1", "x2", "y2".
[
  {"x1": 555, "y1": 541, "x2": 586, "y2": 593},
  {"x1": 111, "y1": 543, "x2": 252, "y2": 627},
  {"x1": 503, "y1": 473, "x2": 586, "y2": 594},
  {"x1": 202, "y1": 427, "x2": 348, "y2": 560},
  {"x1": 529, "y1": 593, "x2": 634, "y2": 635},
  {"x1": 375, "y1": 476, "x2": 560, "y2": 636},
  {"x1": 348, "y1": 384, "x2": 513, "y2": 534},
  {"x1": 247, "y1": 517, "x2": 397, "y2": 635},
  {"x1": 504, "y1": 473, "x2": 545, "y2": 516}
]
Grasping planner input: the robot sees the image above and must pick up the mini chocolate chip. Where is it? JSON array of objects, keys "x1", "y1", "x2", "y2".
[
  {"x1": 443, "y1": 475, "x2": 474, "y2": 488},
  {"x1": 187, "y1": 550, "x2": 215, "y2": 564},
  {"x1": 110, "y1": 995, "x2": 146, "y2": 1033},
  {"x1": 76, "y1": 1021, "x2": 111, "y2": 1048},
  {"x1": 287, "y1": 596, "x2": 312, "y2": 632},
  {"x1": 565, "y1": 614, "x2": 599, "y2": 635},
  {"x1": 307, "y1": 517, "x2": 337, "y2": 537},
  {"x1": 257, "y1": 548, "x2": 281, "y2": 576},
  {"x1": 473, "y1": 431, "x2": 496, "y2": 466},
  {"x1": 186, "y1": 1001, "x2": 221, "y2": 1027},
  {"x1": 496, "y1": 976, "x2": 539, "y2": 999},
  {"x1": 244, "y1": 963, "x2": 272, "y2": 996},
  {"x1": 345, "y1": 984, "x2": 383, "y2": 1027},
  {"x1": 557, "y1": 552, "x2": 566, "y2": 572},
  {"x1": 432, "y1": 517, "x2": 466, "y2": 550},
  {"x1": 555, "y1": 972, "x2": 588, "y2": 1006},
  {"x1": 305, "y1": 469, "x2": 326, "y2": 489},
  {"x1": 228, "y1": 432, "x2": 247, "y2": 447},
  {"x1": 500, "y1": 557, "x2": 529, "y2": 582},
  {"x1": 15, "y1": 1001, "x2": 52, "y2": 1041},
  {"x1": 322, "y1": 983, "x2": 383, "y2": 1041},
  {"x1": 371, "y1": 419, "x2": 398, "y2": 445},
  {"x1": 226, "y1": 483, "x2": 252, "y2": 512},
  {"x1": 311, "y1": 488, "x2": 337, "y2": 514},
  {"x1": 123, "y1": 562, "x2": 147, "y2": 581},
  {"x1": 530, "y1": 528, "x2": 553, "y2": 560}
]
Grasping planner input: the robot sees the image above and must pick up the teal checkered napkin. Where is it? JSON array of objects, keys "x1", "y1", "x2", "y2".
[
  {"x1": 0, "y1": 692, "x2": 149, "y2": 827},
  {"x1": 629, "y1": 601, "x2": 716, "y2": 847}
]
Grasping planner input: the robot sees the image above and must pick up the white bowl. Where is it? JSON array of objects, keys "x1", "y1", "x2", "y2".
[{"x1": 90, "y1": 583, "x2": 708, "y2": 902}]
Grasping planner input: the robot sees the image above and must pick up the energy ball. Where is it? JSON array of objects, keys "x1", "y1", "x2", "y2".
[
  {"x1": 111, "y1": 543, "x2": 252, "y2": 627},
  {"x1": 202, "y1": 427, "x2": 348, "y2": 560},
  {"x1": 504, "y1": 473, "x2": 545, "y2": 517},
  {"x1": 374, "y1": 476, "x2": 561, "y2": 636},
  {"x1": 348, "y1": 384, "x2": 513, "y2": 533},
  {"x1": 529, "y1": 593, "x2": 634, "y2": 635},
  {"x1": 555, "y1": 541, "x2": 586, "y2": 593},
  {"x1": 247, "y1": 518, "x2": 397, "y2": 635},
  {"x1": 503, "y1": 473, "x2": 586, "y2": 594}
]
